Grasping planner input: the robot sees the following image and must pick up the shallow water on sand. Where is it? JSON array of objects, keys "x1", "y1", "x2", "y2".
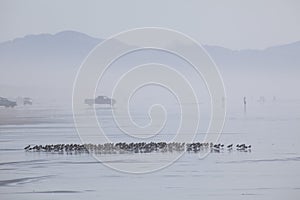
[{"x1": 0, "y1": 101, "x2": 300, "y2": 200}]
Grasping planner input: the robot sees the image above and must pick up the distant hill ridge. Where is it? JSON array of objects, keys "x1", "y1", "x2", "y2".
[
  {"x1": 0, "y1": 30, "x2": 299, "y2": 70},
  {"x1": 0, "y1": 30, "x2": 299, "y2": 100}
]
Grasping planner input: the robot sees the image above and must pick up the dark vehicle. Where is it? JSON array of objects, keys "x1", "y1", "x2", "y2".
[
  {"x1": 23, "y1": 97, "x2": 33, "y2": 105},
  {"x1": 0, "y1": 97, "x2": 17, "y2": 108},
  {"x1": 85, "y1": 96, "x2": 116, "y2": 106}
]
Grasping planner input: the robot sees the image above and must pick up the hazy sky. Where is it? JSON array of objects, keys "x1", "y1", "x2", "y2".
[{"x1": 0, "y1": 0, "x2": 300, "y2": 49}]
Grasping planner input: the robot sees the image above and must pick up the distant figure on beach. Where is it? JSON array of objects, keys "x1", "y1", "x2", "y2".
[
  {"x1": 243, "y1": 96, "x2": 247, "y2": 114},
  {"x1": 221, "y1": 96, "x2": 225, "y2": 109}
]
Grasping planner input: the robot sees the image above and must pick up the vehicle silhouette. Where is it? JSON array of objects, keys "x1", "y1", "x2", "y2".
[
  {"x1": 0, "y1": 97, "x2": 17, "y2": 108},
  {"x1": 23, "y1": 97, "x2": 33, "y2": 105},
  {"x1": 84, "y1": 96, "x2": 116, "y2": 106}
]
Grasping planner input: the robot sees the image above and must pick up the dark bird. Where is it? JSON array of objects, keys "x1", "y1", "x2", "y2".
[{"x1": 24, "y1": 145, "x2": 30, "y2": 150}]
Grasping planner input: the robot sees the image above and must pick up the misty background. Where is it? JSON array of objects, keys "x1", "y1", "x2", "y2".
[
  {"x1": 0, "y1": 0, "x2": 300, "y2": 109},
  {"x1": 0, "y1": 30, "x2": 299, "y2": 106}
]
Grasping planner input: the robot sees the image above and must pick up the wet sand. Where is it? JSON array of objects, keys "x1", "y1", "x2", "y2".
[{"x1": 1, "y1": 102, "x2": 300, "y2": 200}]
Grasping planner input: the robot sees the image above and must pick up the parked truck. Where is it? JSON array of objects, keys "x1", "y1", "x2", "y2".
[
  {"x1": 84, "y1": 96, "x2": 116, "y2": 106},
  {"x1": 0, "y1": 97, "x2": 17, "y2": 108}
]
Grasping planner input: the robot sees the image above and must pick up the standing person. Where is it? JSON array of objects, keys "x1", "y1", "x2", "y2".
[
  {"x1": 221, "y1": 96, "x2": 225, "y2": 109},
  {"x1": 243, "y1": 96, "x2": 247, "y2": 114}
]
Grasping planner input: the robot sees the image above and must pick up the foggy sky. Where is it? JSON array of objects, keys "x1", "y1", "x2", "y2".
[{"x1": 0, "y1": 0, "x2": 300, "y2": 50}]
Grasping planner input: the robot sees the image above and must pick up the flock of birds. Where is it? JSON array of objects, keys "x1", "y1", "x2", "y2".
[{"x1": 24, "y1": 142, "x2": 251, "y2": 154}]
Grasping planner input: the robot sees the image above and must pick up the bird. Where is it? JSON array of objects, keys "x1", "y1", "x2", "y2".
[{"x1": 24, "y1": 145, "x2": 30, "y2": 150}]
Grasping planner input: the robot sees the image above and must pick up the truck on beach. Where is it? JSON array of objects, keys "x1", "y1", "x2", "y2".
[
  {"x1": 0, "y1": 97, "x2": 17, "y2": 108},
  {"x1": 84, "y1": 96, "x2": 116, "y2": 107},
  {"x1": 23, "y1": 97, "x2": 33, "y2": 105}
]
